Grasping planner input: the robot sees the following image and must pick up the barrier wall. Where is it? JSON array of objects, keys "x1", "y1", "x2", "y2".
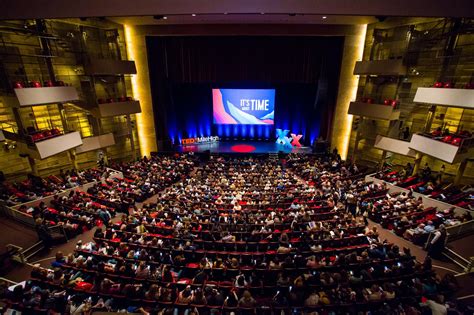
[
  {"x1": 374, "y1": 135, "x2": 417, "y2": 157},
  {"x1": 75, "y1": 133, "x2": 116, "y2": 154},
  {"x1": 14, "y1": 86, "x2": 79, "y2": 106},
  {"x1": 409, "y1": 134, "x2": 466, "y2": 164},
  {"x1": 0, "y1": 169, "x2": 124, "y2": 228},
  {"x1": 93, "y1": 100, "x2": 141, "y2": 118},
  {"x1": 414, "y1": 87, "x2": 474, "y2": 109},
  {"x1": 35, "y1": 131, "x2": 83, "y2": 159},
  {"x1": 84, "y1": 59, "x2": 137, "y2": 75},
  {"x1": 348, "y1": 102, "x2": 400, "y2": 120},
  {"x1": 353, "y1": 59, "x2": 406, "y2": 76},
  {"x1": 365, "y1": 174, "x2": 471, "y2": 217}
]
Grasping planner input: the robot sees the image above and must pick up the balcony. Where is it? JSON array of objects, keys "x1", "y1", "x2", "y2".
[
  {"x1": 13, "y1": 86, "x2": 79, "y2": 106},
  {"x1": 353, "y1": 59, "x2": 406, "y2": 76},
  {"x1": 413, "y1": 87, "x2": 474, "y2": 109},
  {"x1": 84, "y1": 59, "x2": 137, "y2": 75},
  {"x1": 409, "y1": 133, "x2": 474, "y2": 164},
  {"x1": 75, "y1": 133, "x2": 116, "y2": 154},
  {"x1": 374, "y1": 135, "x2": 416, "y2": 157},
  {"x1": 348, "y1": 101, "x2": 400, "y2": 120},
  {"x1": 91, "y1": 100, "x2": 142, "y2": 118},
  {"x1": 17, "y1": 131, "x2": 83, "y2": 160}
]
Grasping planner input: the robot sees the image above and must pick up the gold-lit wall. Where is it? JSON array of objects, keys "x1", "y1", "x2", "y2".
[
  {"x1": 347, "y1": 17, "x2": 474, "y2": 183},
  {"x1": 331, "y1": 24, "x2": 367, "y2": 160},
  {"x1": 0, "y1": 18, "x2": 141, "y2": 180},
  {"x1": 124, "y1": 25, "x2": 157, "y2": 156}
]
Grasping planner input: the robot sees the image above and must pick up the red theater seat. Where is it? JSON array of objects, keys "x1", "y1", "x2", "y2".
[{"x1": 451, "y1": 137, "x2": 462, "y2": 146}]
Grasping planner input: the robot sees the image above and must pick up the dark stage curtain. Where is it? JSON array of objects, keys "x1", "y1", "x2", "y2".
[{"x1": 146, "y1": 36, "x2": 344, "y2": 147}]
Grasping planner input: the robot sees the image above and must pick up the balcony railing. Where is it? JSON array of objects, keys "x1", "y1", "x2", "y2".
[
  {"x1": 75, "y1": 133, "x2": 116, "y2": 154},
  {"x1": 409, "y1": 133, "x2": 474, "y2": 164},
  {"x1": 414, "y1": 87, "x2": 474, "y2": 109},
  {"x1": 348, "y1": 102, "x2": 400, "y2": 120},
  {"x1": 14, "y1": 86, "x2": 79, "y2": 106},
  {"x1": 353, "y1": 59, "x2": 406, "y2": 76},
  {"x1": 374, "y1": 135, "x2": 417, "y2": 157}
]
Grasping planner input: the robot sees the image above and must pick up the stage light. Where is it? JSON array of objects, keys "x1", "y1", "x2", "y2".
[
  {"x1": 163, "y1": 16, "x2": 168, "y2": 20},
  {"x1": 192, "y1": 14, "x2": 197, "y2": 17},
  {"x1": 322, "y1": 16, "x2": 327, "y2": 19}
]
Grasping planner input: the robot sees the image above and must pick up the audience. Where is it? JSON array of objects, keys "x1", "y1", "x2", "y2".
[{"x1": 0, "y1": 154, "x2": 463, "y2": 314}]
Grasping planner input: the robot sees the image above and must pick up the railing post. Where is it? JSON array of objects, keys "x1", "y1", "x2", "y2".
[{"x1": 466, "y1": 257, "x2": 474, "y2": 273}]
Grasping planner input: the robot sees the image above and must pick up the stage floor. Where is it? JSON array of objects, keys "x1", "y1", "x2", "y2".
[{"x1": 176, "y1": 141, "x2": 312, "y2": 154}]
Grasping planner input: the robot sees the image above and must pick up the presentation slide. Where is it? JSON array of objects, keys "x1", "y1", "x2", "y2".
[{"x1": 213, "y1": 88, "x2": 275, "y2": 125}]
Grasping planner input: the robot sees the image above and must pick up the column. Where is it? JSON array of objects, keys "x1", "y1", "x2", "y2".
[
  {"x1": 126, "y1": 114, "x2": 137, "y2": 161},
  {"x1": 454, "y1": 159, "x2": 468, "y2": 185}
]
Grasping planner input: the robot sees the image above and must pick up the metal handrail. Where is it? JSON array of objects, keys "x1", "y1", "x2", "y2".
[
  {"x1": 6, "y1": 244, "x2": 26, "y2": 264},
  {"x1": 0, "y1": 277, "x2": 18, "y2": 286}
]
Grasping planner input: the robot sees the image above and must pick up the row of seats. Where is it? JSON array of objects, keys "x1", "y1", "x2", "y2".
[{"x1": 0, "y1": 154, "x2": 459, "y2": 314}]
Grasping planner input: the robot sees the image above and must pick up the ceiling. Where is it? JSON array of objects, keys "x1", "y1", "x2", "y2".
[
  {"x1": 110, "y1": 15, "x2": 377, "y2": 26},
  {"x1": 1, "y1": 0, "x2": 473, "y2": 21}
]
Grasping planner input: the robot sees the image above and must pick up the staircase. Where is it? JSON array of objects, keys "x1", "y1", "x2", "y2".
[
  {"x1": 442, "y1": 248, "x2": 471, "y2": 271},
  {"x1": 6, "y1": 242, "x2": 45, "y2": 264}
]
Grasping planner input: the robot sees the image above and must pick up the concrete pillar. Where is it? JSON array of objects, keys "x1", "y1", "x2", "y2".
[
  {"x1": 454, "y1": 159, "x2": 468, "y2": 185},
  {"x1": 380, "y1": 150, "x2": 388, "y2": 170},
  {"x1": 68, "y1": 150, "x2": 79, "y2": 170},
  {"x1": 412, "y1": 152, "x2": 423, "y2": 176},
  {"x1": 11, "y1": 108, "x2": 25, "y2": 136},
  {"x1": 27, "y1": 156, "x2": 38, "y2": 175},
  {"x1": 423, "y1": 105, "x2": 437, "y2": 133},
  {"x1": 126, "y1": 115, "x2": 137, "y2": 161},
  {"x1": 352, "y1": 117, "x2": 364, "y2": 162}
]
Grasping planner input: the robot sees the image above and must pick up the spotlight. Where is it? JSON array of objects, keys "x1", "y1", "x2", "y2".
[
  {"x1": 192, "y1": 14, "x2": 197, "y2": 17},
  {"x1": 163, "y1": 16, "x2": 168, "y2": 20},
  {"x1": 322, "y1": 16, "x2": 327, "y2": 19}
]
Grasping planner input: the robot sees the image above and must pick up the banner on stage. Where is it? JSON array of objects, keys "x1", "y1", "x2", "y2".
[
  {"x1": 181, "y1": 136, "x2": 220, "y2": 145},
  {"x1": 213, "y1": 88, "x2": 275, "y2": 125}
]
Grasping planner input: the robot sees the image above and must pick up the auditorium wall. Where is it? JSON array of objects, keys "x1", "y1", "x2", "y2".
[
  {"x1": 347, "y1": 17, "x2": 474, "y2": 183},
  {"x1": 123, "y1": 23, "x2": 368, "y2": 156},
  {"x1": 0, "y1": 19, "x2": 140, "y2": 180}
]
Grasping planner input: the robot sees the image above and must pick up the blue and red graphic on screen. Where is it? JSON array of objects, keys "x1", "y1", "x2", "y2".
[{"x1": 213, "y1": 88, "x2": 275, "y2": 125}]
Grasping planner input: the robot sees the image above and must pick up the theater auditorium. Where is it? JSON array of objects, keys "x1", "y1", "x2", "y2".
[{"x1": 0, "y1": 1, "x2": 473, "y2": 314}]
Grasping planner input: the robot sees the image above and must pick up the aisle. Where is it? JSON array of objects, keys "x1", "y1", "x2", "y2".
[{"x1": 367, "y1": 219, "x2": 463, "y2": 276}]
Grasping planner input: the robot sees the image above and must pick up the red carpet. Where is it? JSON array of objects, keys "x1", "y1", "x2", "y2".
[{"x1": 231, "y1": 144, "x2": 257, "y2": 153}]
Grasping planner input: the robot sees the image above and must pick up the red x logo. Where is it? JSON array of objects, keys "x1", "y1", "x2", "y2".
[{"x1": 291, "y1": 134, "x2": 302, "y2": 147}]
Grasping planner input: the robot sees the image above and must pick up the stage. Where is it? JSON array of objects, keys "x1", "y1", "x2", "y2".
[{"x1": 175, "y1": 141, "x2": 313, "y2": 154}]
